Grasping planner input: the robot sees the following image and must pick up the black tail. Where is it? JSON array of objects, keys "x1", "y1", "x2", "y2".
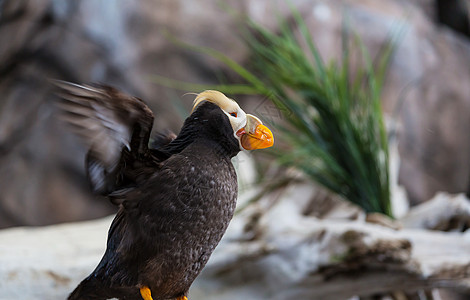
[
  {"x1": 67, "y1": 278, "x2": 91, "y2": 300},
  {"x1": 68, "y1": 275, "x2": 141, "y2": 300},
  {"x1": 68, "y1": 276, "x2": 103, "y2": 300}
]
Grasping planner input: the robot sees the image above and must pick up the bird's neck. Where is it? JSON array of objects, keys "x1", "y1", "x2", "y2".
[
  {"x1": 165, "y1": 135, "x2": 237, "y2": 159},
  {"x1": 162, "y1": 129, "x2": 196, "y2": 155},
  {"x1": 162, "y1": 121, "x2": 239, "y2": 159},
  {"x1": 197, "y1": 138, "x2": 238, "y2": 158}
]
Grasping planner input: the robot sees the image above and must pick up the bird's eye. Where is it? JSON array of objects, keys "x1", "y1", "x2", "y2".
[{"x1": 229, "y1": 112, "x2": 237, "y2": 117}]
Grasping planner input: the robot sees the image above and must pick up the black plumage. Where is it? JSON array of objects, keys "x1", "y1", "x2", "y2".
[{"x1": 54, "y1": 81, "x2": 273, "y2": 300}]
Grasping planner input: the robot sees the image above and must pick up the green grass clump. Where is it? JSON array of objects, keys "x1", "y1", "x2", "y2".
[
  {"x1": 235, "y1": 14, "x2": 393, "y2": 216},
  {"x1": 242, "y1": 17, "x2": 393, "y2": 216}
]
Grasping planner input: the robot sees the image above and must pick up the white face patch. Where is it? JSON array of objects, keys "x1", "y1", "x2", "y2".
[
  {"x1": 220, "y1": 103, "x2": 248, "y2": 151},
  {"x1": 192, "y1": 90, "x2": 249, "y2": 150}
]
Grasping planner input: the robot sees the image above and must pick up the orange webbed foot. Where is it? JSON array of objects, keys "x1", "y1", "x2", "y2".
[{"x1": 140, "y1": 286, "x2": 153, "y2": 300}]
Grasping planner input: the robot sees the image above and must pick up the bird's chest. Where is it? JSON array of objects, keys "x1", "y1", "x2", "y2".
[
  {"x1": 168, "y1": 159, "x2": 237, "y2": 248},
  {"x1": 180, "y1": 161, "x2": 236, "y2": 214},
  {"x1": 148, "y1": 154, "x2": 237, "y2": 249},
  {"x1": 141, "y1": 157, "x2": 237, "y2": 292}
]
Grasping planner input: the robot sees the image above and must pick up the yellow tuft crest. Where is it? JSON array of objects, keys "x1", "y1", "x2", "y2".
[{"x1": 191, "y1": 90, "x2": 238, "y2": 113}]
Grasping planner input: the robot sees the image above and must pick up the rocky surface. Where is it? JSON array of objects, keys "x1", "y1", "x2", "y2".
[
  {"x1": 0, "y1": 217, "x2": 110, "y2": 299},
  {"x1": 1, "y1": 186, "x2": 469, "y2": 300},
  {"x1": 0, "y1": 0, "x2": 469, "y2": 230}
]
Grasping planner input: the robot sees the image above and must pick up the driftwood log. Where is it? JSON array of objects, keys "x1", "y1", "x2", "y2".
[
  {"x1": 1, "y1": 183, "x2": 469, "y2": 300},
  {"x1": 193, "y1": 186, "x2": 470, "y2": 300}
]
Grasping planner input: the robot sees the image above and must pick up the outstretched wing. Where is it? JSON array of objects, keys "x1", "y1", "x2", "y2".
[{"x1": 54, "y1": 80, "x2": 154, "y2": 194}]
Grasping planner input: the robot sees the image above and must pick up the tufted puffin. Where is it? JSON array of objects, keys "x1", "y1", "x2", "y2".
[{"x1": 54, "y1": 81, "x2": 273, "y2": 300}]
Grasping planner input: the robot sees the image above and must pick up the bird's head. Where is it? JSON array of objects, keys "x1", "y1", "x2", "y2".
[{"x1": 191, "y1": 90, "x2": 274, "y2": 152}]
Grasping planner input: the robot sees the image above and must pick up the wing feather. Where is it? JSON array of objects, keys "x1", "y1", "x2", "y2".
[{"x1": 53, "y1": 80, "x2": 155, "y2": 194}]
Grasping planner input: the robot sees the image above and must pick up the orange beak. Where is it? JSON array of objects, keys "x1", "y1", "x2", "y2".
[{"x1": 237, "y1": 114, "x2": 274, "y2": 150}]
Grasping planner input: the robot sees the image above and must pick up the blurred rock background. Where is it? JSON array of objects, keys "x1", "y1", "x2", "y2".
[
  {"x1": 1, "y1": 1, "x2": 470, "y2": 300},
  {"x1": 0, "y1": 0, "x2": 469, "y2": 232}
]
